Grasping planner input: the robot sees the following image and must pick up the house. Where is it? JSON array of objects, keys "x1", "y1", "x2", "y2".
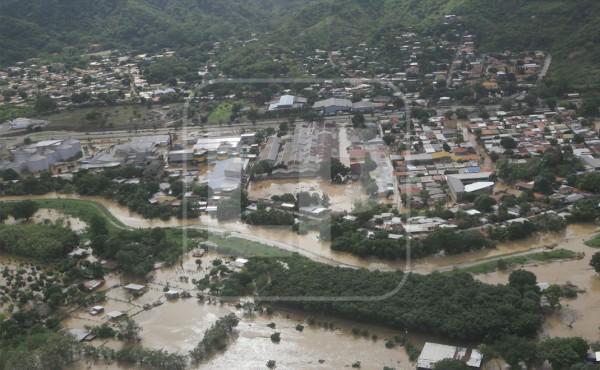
[
  {"x1": 165, "y1": 290, "x2": 180, "y2": 299},
  {"x1": 579, "y1": 155, "x2": 600, "y2": 170},
  {"x1": 83, "y1": 279, "x2": 104, "y2": 292},
  {"x1": 90, "y1": 306, "x2": 104, "y2": 315},
  {"x1": 68, "y1": 248, "x2": 89, "y2": 258},
  {"x1": 445, "y1": 172, "x2": 495, "y2": 201},
  {"x1": 124, "y1": 284, "x2": 146, "y2": 294},
  {"x1": 106, "y1": 311, "x2": 126, "y2": 320},
  {"x1": 515, "y1": 182, "x2": 534, "y2": 191},
  {"x1": 349, "y1": 150, "x2": 366, "y2": 162},
  {"x1": 350, "y1": 163, "x2": 362, "y2": 180},
  {"x1": 566, "y1": 194, "x2": 585, "y2": 203},
  {"x1": 417, "y1": 342, "x2": 483, "y2": 370},
  {"x1": 268, "y1": 95, "x2": 307, "y2": 111},
  {"x1": 62, "y1": 328, "x2": 96, "y2": 342},
  {"x1": 259, "y1": 136, "x2": 282, "y2": 166},
  {"x1": 558, "y1": 185, "x2": 573, "y2": 195},
  {"x1": 352, "y1": 101, "x2": 375, "y2": 113},
  {"x1": 234, "y1": 258, "x2": 248, "y2": 268}
]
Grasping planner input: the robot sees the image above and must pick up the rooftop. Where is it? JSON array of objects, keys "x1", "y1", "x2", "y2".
[{"x1": 417, "y1": 342, "x2": 482, "y2": 370}]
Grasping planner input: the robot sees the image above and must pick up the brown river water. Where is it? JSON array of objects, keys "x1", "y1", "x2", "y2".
[
  {"x1": 1, "y1": 194, "x2": 599, "y2": 369},
  {"x1": 476, "y1": 223, "x2": 600, "y2": 341},
  {"x1": 59, "y1": 251, "x2": 437, "y2": 370}
]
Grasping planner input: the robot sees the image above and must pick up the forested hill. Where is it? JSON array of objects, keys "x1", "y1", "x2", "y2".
[
  {"x1": 274, "y1": 0, "x2": 600, "y2": 88},
  {"x1": 0, "y1": 0, "x2": 311, "y2": 65},
  {"x1": 2, "y1": 0, "x2": 600, "y2": 88}
]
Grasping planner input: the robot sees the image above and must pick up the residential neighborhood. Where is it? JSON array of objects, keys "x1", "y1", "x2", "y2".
[{"x1": 1, "y1": 4, "x2": 600, "y2": 370}]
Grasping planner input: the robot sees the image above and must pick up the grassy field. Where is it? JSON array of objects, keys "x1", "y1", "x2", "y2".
[
  {"x1": 207, "y1": 234, "x2": 293, "y2": 258},
  {"x1": 0, "y1": 104, "x2": 35, "y2": 123},
  {"x1": 207, "y1": 101, "x2": 236, "y2": 123},
  {"x1": 584, "y1": 234, "x2": 600, "y2": 248},
  {"x1": 32, "y1": 198, "x2": 126, "y2": 231},
  {"x1": 38, "y1": 104, "x2": 179, "y2": 131},
  {"x1": 31, "y1": 199, "x2": 291, "y2": 257},
  {"x1": 451, "y1": 249, "x2": 577, "y2": 275}
]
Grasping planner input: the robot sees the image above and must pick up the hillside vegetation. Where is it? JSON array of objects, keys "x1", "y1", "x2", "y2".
[
  {"x1": 1, "y1": 0, "x2": 599, "y2": 89},
  {"x1": 0, "y1": 0, "x2": 311, "y2": 65},
  {"x1": 272, "y1": 0, "x2": 600, "y2": 89}
]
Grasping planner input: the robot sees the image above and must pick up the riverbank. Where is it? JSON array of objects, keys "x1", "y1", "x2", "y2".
[
  {"x1": 1, "y1": 195, "x2": 597, "y2": 275},
  {"x1": 476, "y1": 223, "x2": 600, "y2": 341},
  {"x1": 2, "y1": 196, "x2": 599, "y2": 370}
]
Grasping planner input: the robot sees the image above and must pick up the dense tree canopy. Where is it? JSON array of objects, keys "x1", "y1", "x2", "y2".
[
  {"x1": 253, "y1": 257, "x2": 543, "y2": 342},
  {"x1": 591, "y1": 252, "x2": 600, "y2": 274},
  {"x1": 539, "y1": 337, "x2": 589, "y2": 370},
  {"x1": 0, "y1": 224, "x2": 79, "y2": 259}
]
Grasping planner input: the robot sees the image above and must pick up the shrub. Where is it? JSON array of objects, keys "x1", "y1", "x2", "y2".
[{"x1": 270, "y1": 332, "x2": 281, "y2": 343}]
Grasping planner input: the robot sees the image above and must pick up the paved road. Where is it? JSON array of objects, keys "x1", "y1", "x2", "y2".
[
  {"x1": 537, "y1": 54, "x2": 552, "y2": 83},
  {"x1": 446, "y1": 37, "x2": 464, "y2": 86}
]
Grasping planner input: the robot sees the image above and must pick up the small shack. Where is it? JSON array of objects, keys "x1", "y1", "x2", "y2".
[
  {"x1": 124, "y1": 284, "x2": 146, "y2": 295},
  {"x1": 106, "y1": 310, "x2": 126, "y2": 320},
  {"x1": 90, "y1": 306, "x2": 104, "y2": 315},
  {"x1": 234, "y1": 258, "x2": 249, "y2": 269},
  {"x1": 83, "y1": 279, "x2": 104, "y2": 292},
  {"x1": 63, "y1": 328, "x2": 96, "y2": 342},
  {"x1": 165, "y1": 290, "x2": 180, "y2": 299}
]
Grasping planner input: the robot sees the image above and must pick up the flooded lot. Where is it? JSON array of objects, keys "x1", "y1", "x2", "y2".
[
  {"x1": 249, "y1": 178, "x2": 366, "y2": 213},
  {"x1": 58, "y1": 248, "x2": 459, "y2": 370},
  {"x1": 69, "y1": 290, "x2": 452, "y2": 370},
  {"x1": 5, "y1": 208, "x2": 87, "y2": 233}
]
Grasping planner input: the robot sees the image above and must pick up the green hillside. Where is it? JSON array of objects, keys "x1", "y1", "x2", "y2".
[
  {"x1": 1, "y1": 0, "x2": 599, "y2": 91},
  {"x1": 444, "y1": 0, "x2": 600, "y2": 91},
  {"x1": 0, "y1": 0, "x2": 311, "y2": 65},
  {"x1": 270, "y1": 0, "x2": 600, "y2": 90}
]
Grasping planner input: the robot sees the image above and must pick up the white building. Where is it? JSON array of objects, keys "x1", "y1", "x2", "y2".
[
  {"x1": 417, "y1": 342, "x2": 482, "y2": 370},
  {"x1": 202, "y1": 157, "x2": 249, "y2": 192},
  {"x1": 268, "y1": 95, "x2": 307, "y2": 111}
]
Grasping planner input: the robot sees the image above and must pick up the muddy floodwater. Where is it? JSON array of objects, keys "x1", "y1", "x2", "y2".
[
  {"x1": 2, "y1": 193, "x2": 598, "y2": 274},
  {"x1": 2, "y1": 193, "x2": 600, "y2": 368},
  {"x1": 5, "y1": 208, "x2": 87, "y2": 233},
  {"x1": 64, "y1": 251, "x2": 431, "y2": 370},
  {"x1": 249, "y1": 178, "x2": 366, "y2": 213},
  {"x1": 477, "y1": 223, "x2": 600, "y2": 341},
  {"x1": 77, "y1": 306, "x2": 427, "y2": 370}
]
